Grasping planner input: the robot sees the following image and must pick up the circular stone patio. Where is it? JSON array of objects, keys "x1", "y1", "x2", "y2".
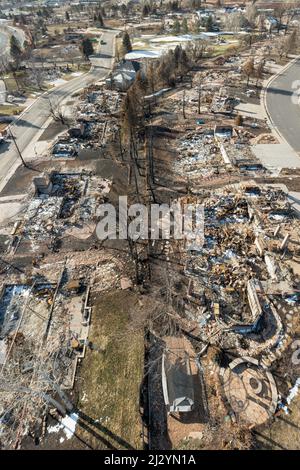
[{"x1": 220, "y1": 357, "x2": 278, "y2": 426}]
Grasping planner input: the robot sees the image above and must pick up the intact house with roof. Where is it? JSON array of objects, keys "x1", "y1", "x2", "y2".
[{"x1": 106, "y1": 59, "x2": 141, "y2": 91}]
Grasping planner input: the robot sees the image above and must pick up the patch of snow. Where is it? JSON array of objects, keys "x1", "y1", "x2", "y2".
[
  {"x1": 48, "y1": 412, "x2": 78, "y2": 440},
  {"x1": 132, "y1": 41, "x2": 146, "y2": 48},
  {"x1": 125, "y1": 50, "x2": 162, "y2": 59},
  {"x1": 202, "y1": 32, "x2": 219, "y2": 37},
  {"x1": 287, "y1": 378, "x2": 300, "y2": 405},
  {"x1": 284, "y1": 294, "x2": 299, "y2": 305},
  {"x1": 144, "y1": 88, "x2": 171, "y2": 100},
  {"x1": 48, "y1": 423, "x2": 61, "y2": 434},
  {"x1": 150, "y1": 35, "x2": 193, "y2": 43},
  {"x1": 48, "y1": 78, "x2": 67, "y2": 87}
]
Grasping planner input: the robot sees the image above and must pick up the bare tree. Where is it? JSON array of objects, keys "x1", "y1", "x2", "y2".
[
  {"x1": 27, "y1": 59, "x2": 46, "y2": 91},
  {"x1": 191, "y1": 39, "x2": 209, "y2": 61},
  {"x1": 157, "y1": 52, "x2": 176, "y2": 87},
  {"x1": 0, "y1": 57, "x2": 9, "y2": 80},
  {"x1": 282, "y1": 29, "x2": 298, "y2": 57},
  {"x1": 241, "y1": 33, "x2": 254, "y2": 47},
  {"x1": 255, "y1": 58, "x2": 265, "y2": 86},
  {"x1": 224, "y1": 12, "x2": 247, "y2": 32},
  {"x1": 195, "y1": 73, "x2": 205, "y2": 114},
  {"x1": 48, "y1": 98, "x2": 69, "y2": 125},
  {"x1": 245, "y1": 4, "x2": 258, "y2": 28},
  {"x1": 242, "y1": 57, "x2": 255, "y2": 86},
  {"x1": 0, "y1": 332, "x2": 74, "y2": 449},
  {"x1": 182, "y1": 90, "x2": 186, "y2": 119},
  {"x1": 147, "y1": 60, "x2": 158, "y2": 95}
]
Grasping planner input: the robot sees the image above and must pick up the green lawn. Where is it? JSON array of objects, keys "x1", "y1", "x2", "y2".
[
  {"x1": 211, "y1": 43, "x2": 239, "y2": 57},
  {"x1": 0, "y1": 104, "x2": 24, "y2": 116}
]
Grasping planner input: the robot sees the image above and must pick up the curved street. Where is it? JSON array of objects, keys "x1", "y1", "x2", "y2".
[
  {"x1": 0, "y1": 29, "x2": 117, "y2": 189},
  {"x1": 266, "y1": 57, "x2": 300, "y2": 153}
]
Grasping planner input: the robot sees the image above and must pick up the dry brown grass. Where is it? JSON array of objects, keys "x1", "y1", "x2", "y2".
[
  {"x1": 76, "y1": 290, "x2": 145, "y2": 450},
  {"x1": 254, "y1": 397, "x2": 300, "y2": 450}
]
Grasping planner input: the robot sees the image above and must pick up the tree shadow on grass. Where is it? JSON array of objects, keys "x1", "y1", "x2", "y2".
[{"x1": 74, "y1": 408, "x2": 135, "y2": 450}]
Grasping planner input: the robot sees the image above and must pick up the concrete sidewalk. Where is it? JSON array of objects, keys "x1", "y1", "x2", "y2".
[
  {"x1": 252, "y1": 142, "x2": 300, "y2": 173},
  {"x1": 249, "y1": 56, "x2": 300, "y2": 171}
]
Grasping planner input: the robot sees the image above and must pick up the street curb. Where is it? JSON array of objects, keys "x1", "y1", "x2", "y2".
[
  {"x1": 10, "y1": 29, "x2": 120, "y2": 126},
  {"x1": 0, "y1": 30, "x2": 118, "y2": 193},
  {"x1": 261, "y1": 54, "x2": 300, "y2": 147},
  {"x1": 1, "y1": 69, "x2": 93, "y2": 192},
  {"x1": 10, "y1": 68, "x2": 92, "y2": 126}
]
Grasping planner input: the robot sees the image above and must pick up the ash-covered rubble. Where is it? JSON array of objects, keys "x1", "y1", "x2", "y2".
[
  {"x1": 211, "y1": 86, "x2": 240, "y2": 115},
  {"x1": 218, "y1": 130, "x2": 267, "y2": 174},
  {"x1": 52, "y1": 140, "x2": 78, "y2": 159},
  {"x1": 172, "y1": 124, "x2": 267, "y2": 184},
  {"x1": 49, "y1": 87, "x2": 123, "y2": 159},
  {"x1": 162, "y1": 184, "x2": 300, "y2": 364},
  {"x1": 0, "y1": 264, "x2": 92, "y2": 445},
  {"x1": 75, "y1": 87, "x2": 122, "y2": 148},
  {"x1": 0, "y1": 239, "x2": 133, "y2": 446},
  {"x1": 5, "y1": 171, "x2": 111, "y2": 255},
  {"x1": 174, "y1": 131, "x2": 222, "y2": 178}
]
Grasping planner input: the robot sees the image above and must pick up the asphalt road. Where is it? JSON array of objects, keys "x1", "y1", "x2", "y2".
[
  {"x1": 266, "y1": 57, "x2": 300, "y2": 153},
  {"x1": 0, "y1": 29, "x2": 117, "y2": 189}
]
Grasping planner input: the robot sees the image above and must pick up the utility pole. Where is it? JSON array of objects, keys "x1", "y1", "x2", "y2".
[
  {"x1": 198, "y1": 82, "x2": 202, "y2": 114},
  {"x1": 8, "y1": 126, "x2": 30, "y2": 169}
]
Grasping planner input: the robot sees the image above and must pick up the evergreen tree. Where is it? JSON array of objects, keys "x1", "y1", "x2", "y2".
[
  {"x1": 121, "y1": 4, "x2": 128, "y2": 16},
  {"x1": 169, "y1": 1, "x2": 179, "y2": 11},
  {"x1": 10, "y1": 35, "x2": 22, "y2": 65},
  {"x1": 174, "y1": 45, "x2": 181, "y2": 67},
  {"x1": 135, "y1": 70, "x2": 149, "y2": 95},
  {"x1": 98, "y1": 12, "x2": 104, "y2": 27},
  {"x1": 81, "y1": 37, "x2": 94, "y2": 60},
  {"x1": 205, "y1": 15, "x2": 213, "y2": 32},
  {"x1": 182, "y1": 18, "x2": 189, "y2": 34},
  {"x1": 122, "y1": 31, "x2": 132, "y2": 53},
  {"x1": 142, "y1": 3, "x2": 150, "y2": 16},
  {"x1": 173, "y1": 19, "x2": 181, "y2": 35}
]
